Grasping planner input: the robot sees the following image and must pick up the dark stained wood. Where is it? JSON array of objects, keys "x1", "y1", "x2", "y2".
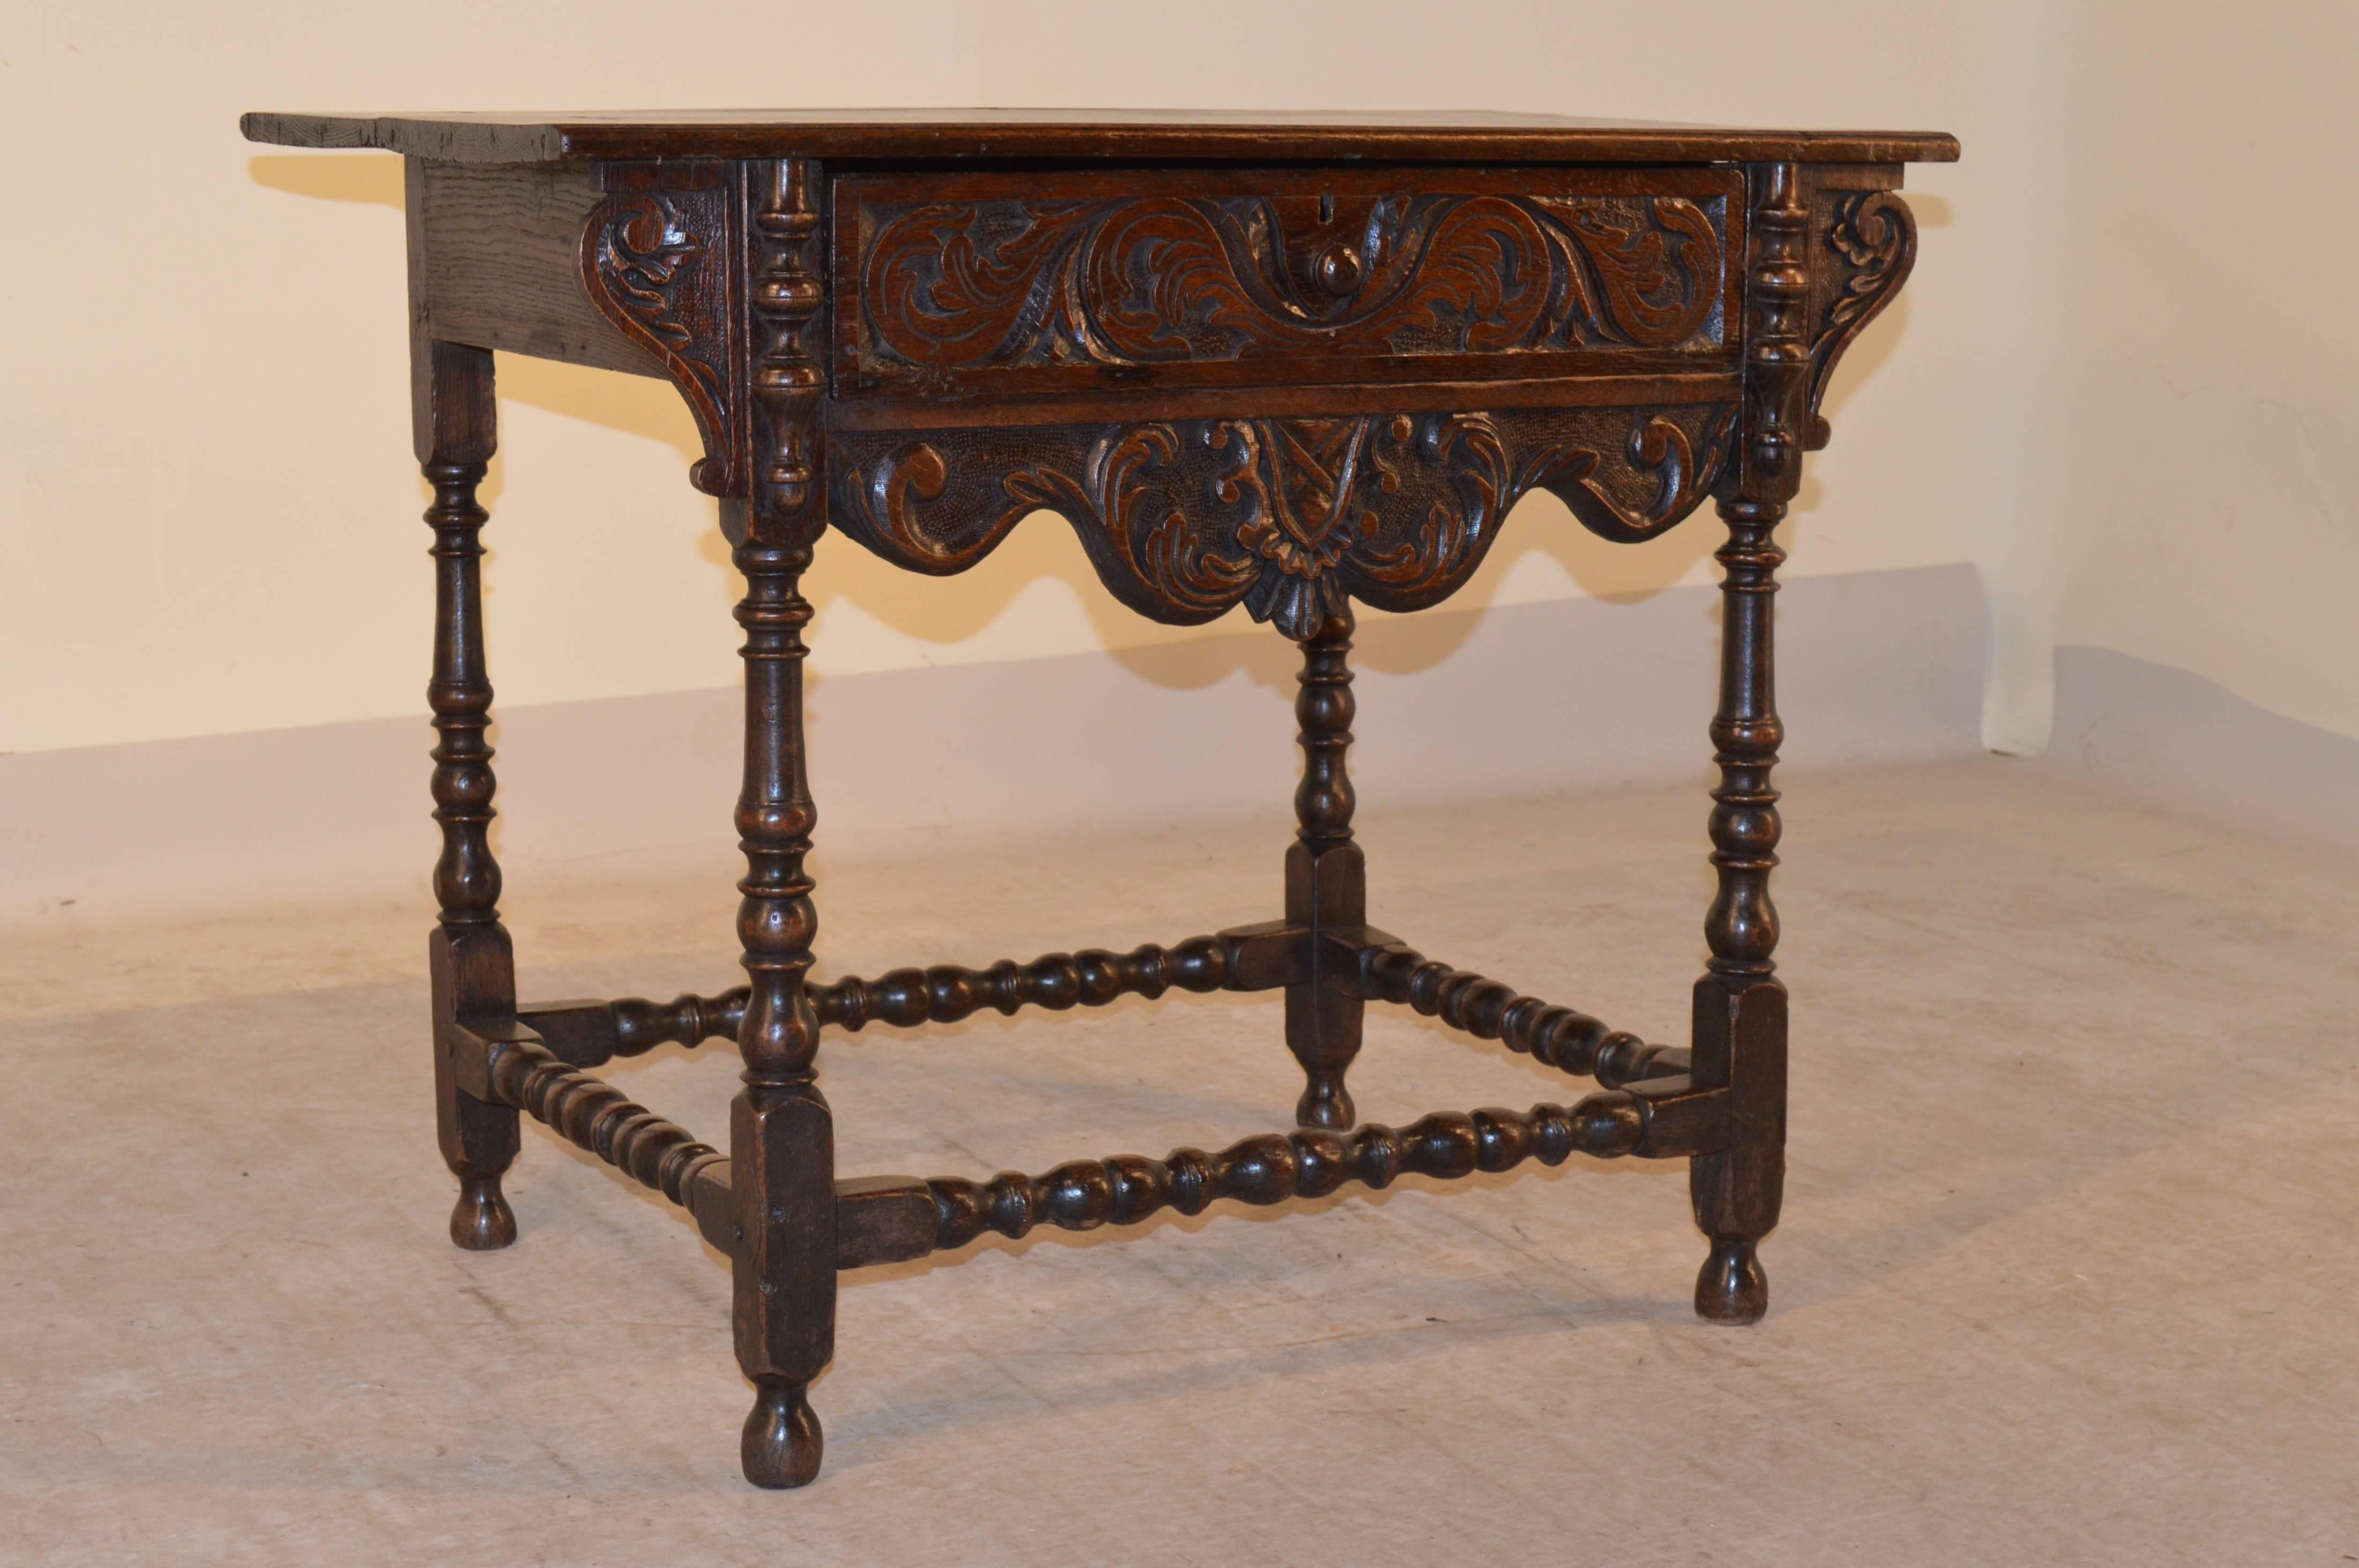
[
  {"x1": 688, "y1": 1160, "x2": 738, "y2": 1252},
  {"x1": 818, "y1": 935, "x2": 1244, "y2": 1031},
  {"x1": 832, "y1": 164, "x2": 1742, "y2": 400},
  {"x1": 1284, "y1": 607, "x2": 1365, "y2": 1129},
  {"x1": 826, "y1": 370, "x2": 1740, "y2": 430},
  {"x1": 732, "y1": 1083, "x2": 832, "y2": 1489},
  {"x1": 727, "y1": 205, "x2": 833, "y2": 1478},
  {"x1": 1689, "y1": 979, "x2": 1787, "y2": 1321},
  {"x1": 512, "y1": 924, "x2": 1297, "y2": 1065},
  {"x1": 1803, "y1": 173, "x2": 1918, "y2": 449},
  {"x1": 749, "y1": 159, "x2": 828, "y2": 536},
  {"x1": 576, "y1": 161, "x2": 753, "y2": 495},
  {"x1": 407, "y1": 244, "x2": 522, "y2": 1253},
  {"x1": 835, "y1": 1074, "x2": 1737, "y2": 1268},
  {"x1": 1626, "y1": 1076, "x2": 1733, "y2": 1161},
  {"x1": 428, "y1": 924, "x2": 519, "y2": 1251},
  {"x1": 1361, "y1": 940, "x2": 1691, "y2": 1087},
  {"x1": 829, "y1": 402, "x2": 1735, "y2": 639},
  {"x1": 275, "y1": 106, "x2": 1946, "y2": 1490},
  {"x1": 463, "y1": 1024, "x2": 728, "y2": 1209},
  {"x1": 832, "y1": 1176, "x2": 939, "y2": 1269},
  {"x1": 926, "y1": 1096, "x2": 1649, "y2": 1250},
  {"x1": 1684, "y1": 161, "x2": 1810, "y2": 1325},
  {"x1": 242, "y1": 107, "x2": 1960, "y2": 167},
  {"x1": 516, "y1": 990, "x2": 746, "y2": 1067},
  {"x1": 727, "y1": 534, "x2": 831, "y2": 1490}
]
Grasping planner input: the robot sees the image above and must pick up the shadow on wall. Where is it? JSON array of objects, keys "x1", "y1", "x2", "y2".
[{"x1": 245, "y1": 155, "x2": 1936, "y2": 698}]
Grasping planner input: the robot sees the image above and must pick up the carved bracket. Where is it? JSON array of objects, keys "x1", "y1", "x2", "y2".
[
  {"x1": 578, "y1": 171, "x2": 748, "y2": 498},
  {"x1": 1803, "y1": 186, "x2": 1917, "y2": 451},
  {"x1": 830, "y1": 402, "x2": 1733, "y2": 640},
  {"x1": 576, "y1": 159, "x2": 831, "y2": 537}
]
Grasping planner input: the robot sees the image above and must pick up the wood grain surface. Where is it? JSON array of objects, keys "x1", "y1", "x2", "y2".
[{"x1": 242, "y1": 107, "x2": 1961, "y2": 166}]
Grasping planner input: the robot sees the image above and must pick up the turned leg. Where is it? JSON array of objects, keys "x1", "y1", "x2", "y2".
[
  {"x1": 1691, "y1": 161, "x2": 1802, "y2": 1324},
  {"x1": 1285, "y1": 605, "x2": 1365, "y2": 1131},
  {"x1": 1690, "y1": 494, "x2": 1789, "y2": 1324},
  {"x1": 732, "y1": 155, "x2": 834, "y2": 1490},
  {"x1": 729, "y1": 539, "x2": 832, "y2": 1488},
  {"x1": 416, "y1": 338, "x2": 520, "y2": 1251}
]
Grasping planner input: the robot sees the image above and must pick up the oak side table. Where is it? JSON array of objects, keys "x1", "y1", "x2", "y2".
[{"x1": 241, "y1": 109, "x2": 1956, "y2": 1489}]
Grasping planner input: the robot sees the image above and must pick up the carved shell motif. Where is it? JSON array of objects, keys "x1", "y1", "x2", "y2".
[{"x1": 830, "y1": 405, "x2": 1735, "y2": 639}]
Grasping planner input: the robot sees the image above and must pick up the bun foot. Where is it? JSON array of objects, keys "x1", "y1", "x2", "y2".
[
  {"x1": 449, "y1": 1174, "x2": 517, "y2": 1251},
  {"x1": 742, "y1": 1379, "x2": 823, "y2": 1489},
  {"x1": 1294, "y1": 1074, "x2": 1356, "y2": 1132},
  {"x1": 1694, "y1": 1237, "x2": 1767, "y2": 1324}
]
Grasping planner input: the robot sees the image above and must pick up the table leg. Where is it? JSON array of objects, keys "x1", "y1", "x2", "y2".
[
  {"x1": 729, "y1": 537, "x2": 833, "y2": 1489},
  {"x1": 1688, "y1": 497, "x2": 1790, "y2": 1325},
  {"x1": 1285, "y1": 606, "x2": 1364, "y2": 1131},
  {"x1": 417, "y1": 340, "x2": 522, "y2": 1252},
  {"x1": 1685, "y1": 160, "x2": 1810, "y2": 1325}
]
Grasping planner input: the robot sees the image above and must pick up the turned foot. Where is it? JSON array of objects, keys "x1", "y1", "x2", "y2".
[
  {"x1": 1294, "y1": 1074, "x2": 1356, "y2": 1131},
  {"x1": 449, "y1": 1174, "x2": 517, "y2": 1251},
  {"x1": 742, "y1": 1378, "x2": 823, "y2": 1489},
  {"x1": 1694, "y1": 1237, "x2": 1768, "y2": 1324}
]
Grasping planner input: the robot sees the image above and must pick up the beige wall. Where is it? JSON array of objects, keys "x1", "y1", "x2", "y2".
[
  {"x1": 2037, "y1": 2, "x2": 2359, "y2": 746},
  {"x1": 2, "y1": 0, "x2": 2051, "y2": 756}
]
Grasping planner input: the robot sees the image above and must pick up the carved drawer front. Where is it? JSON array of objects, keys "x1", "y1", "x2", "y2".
[{"x1": 833, "y1": 166, "x2": 1743, "y2": 404}]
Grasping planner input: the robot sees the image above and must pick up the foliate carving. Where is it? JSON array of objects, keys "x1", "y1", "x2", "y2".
[
  {"x1": 830, "y1": 404, "x2": 1735, "y2": 639},
  {"x1": 1803, "y1": 189, "x2": 1917, "y2": 450},
  {"x1": 579, "y1": 188, "x2": 743, "y2": 497},
  {"x1": 841, "y1": 173, "x2": 1736, "y2": 393}
]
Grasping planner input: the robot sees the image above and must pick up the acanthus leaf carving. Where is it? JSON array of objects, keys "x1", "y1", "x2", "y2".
[{"x1": 829, "y1": 404, "x2": 1736, "y2": 641}]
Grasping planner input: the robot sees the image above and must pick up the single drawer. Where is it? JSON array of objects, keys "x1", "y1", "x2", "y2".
[{"x1": 831, "y1": 165, "x2": 1743, "y2": 404}]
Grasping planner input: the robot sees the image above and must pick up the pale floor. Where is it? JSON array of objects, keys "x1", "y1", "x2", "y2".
[{"x1": 4, "y1": 758, "x2": 2355, "y2": 1565}]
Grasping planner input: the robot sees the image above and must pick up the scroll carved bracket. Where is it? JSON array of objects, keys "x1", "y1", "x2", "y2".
[
  {"x1": 1803, "y1": 188, "x2": 1917, "y2": 452},
  {"x1": 579, "y1": 178, "x2": 749, "y2": 499},
  {"x1": 577, "y1": 159, "x2": 831, "y2": 541}
]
